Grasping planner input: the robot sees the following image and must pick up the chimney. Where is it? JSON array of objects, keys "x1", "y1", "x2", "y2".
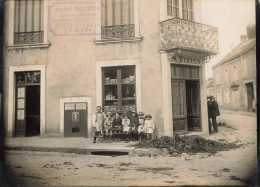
[
  {"x1": 246, "y1": 24, "x2": 256, "y2": 39},
  {"x1": 240, "y1": 35, "x2": 247, "y2": 43}
]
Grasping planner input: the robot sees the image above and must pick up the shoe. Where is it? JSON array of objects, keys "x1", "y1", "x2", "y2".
[
  {"x1": 209, "y1": 132, "x2": 214, "y2": 134},
  {"x1": 93, "y1": 140, "x2": 96, "y2": 143},
  {"x1": 214, "y1": 131, "x2": 218, "y2": 133}
]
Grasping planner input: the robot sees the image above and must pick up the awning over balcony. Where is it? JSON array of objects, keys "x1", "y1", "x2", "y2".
[{"x1": 160, "y1": 18, "x2": 219, "y2": 56}]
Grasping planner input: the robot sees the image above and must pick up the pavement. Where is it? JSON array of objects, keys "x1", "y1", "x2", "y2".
[{"x1": 3, "y1": 109, "x2": 255, "y2": 156}]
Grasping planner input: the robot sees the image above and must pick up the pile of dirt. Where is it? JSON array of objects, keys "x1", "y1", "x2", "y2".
[{"x1": 135, "y1": 135, "x2": 240, "y2": 154}]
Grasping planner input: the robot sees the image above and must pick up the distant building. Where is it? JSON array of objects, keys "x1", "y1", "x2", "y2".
[{"x1": 212, "y1": 25, "x2": 256, "y2": 112}]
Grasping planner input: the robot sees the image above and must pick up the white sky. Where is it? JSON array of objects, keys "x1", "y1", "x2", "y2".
[{"x1": 200, "y1": 0, "x2": 256, "y2": 78}]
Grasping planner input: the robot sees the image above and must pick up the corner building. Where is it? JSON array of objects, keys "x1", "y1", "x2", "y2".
[{"x1": 3, "y1": 0, "x2": 219, "y2": 138}]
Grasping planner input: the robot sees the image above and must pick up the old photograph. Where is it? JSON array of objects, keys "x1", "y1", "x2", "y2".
[{"x1": 0, "y1": 0, "x2": 258, "y2": 186}]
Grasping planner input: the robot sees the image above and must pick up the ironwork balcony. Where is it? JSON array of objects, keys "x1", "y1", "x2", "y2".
[
  {"x1": 101, "y1": 24, "x2": 135, "y2": 39},
  {"x1": 14, "y1": 31, "x2": 44, "y2": 45},
  {"x1": 160, "y1": 18, "x2": 219, "y2": 55}
]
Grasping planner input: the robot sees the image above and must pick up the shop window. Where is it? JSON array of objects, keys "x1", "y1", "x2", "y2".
[
  {"x1": 182, "y1": 0, "x2": 194, "y2": 21},
  {"x1": 167, "y1": 0, "x2": 179, "y2": 17},
  {"x1": 14, "y1": 0, "x2": 44, "y2": 44},
  {"x1": 101, "y1": 0, "x2": 135, "y2": 39},
  {"x1": 102, "y1": 66, "x2": 136, "y2": 111}
]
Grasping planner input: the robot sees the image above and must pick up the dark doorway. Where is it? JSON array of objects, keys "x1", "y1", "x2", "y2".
[
  {"x1": 26, "y1": 86, "x2": 40, "y2": 136},
  {"x1": 186, "y1": 80, "x2": 201, "y2": 131},
  {"x1": 246, "y1": 83, "x2": 254, "y2": 112}
]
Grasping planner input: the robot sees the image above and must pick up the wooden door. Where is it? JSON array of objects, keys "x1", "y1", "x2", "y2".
[
  {"x1": 171, "y1": 80, "x2": 187, "y2": 133},
  {"x1": 15, "y1": 86, "x2": 26, "y2": 136},
  {"x1": 186, "y1": 81, "x2": 201, "y2": 131},
  {"x1": 246, "y1": 83, "x2": 254, "y2": 112}
]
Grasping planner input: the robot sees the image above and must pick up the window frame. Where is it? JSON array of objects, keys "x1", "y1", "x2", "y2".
[
  {"x1": 102, "y1": 66, "x2": 137, "y2": 111},
  {"x1": 7, "y1": 0, "x2": 49, "y2": 48}
]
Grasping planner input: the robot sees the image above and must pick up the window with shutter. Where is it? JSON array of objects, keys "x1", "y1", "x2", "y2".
[
  {"x1": 14, "y1": 0, "x2": 44, "y2": 44},
  {"x1": 101, "y1": 0, "x2": 135, "y2": 39}
]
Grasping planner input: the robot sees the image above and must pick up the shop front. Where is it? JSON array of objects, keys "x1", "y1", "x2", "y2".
[{"x1": 161, "y1": 52, "x2": 209, "y2": 136}]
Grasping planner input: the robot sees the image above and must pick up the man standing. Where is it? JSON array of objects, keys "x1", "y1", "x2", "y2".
[
  {"x1": 208, "y1": 96, "x2": 220, "y2": 133},
  {"x1": 207, "y1": 96, "x2": 213, "y2": 134},
  {"x1": 92, "y1": 106, "x2": 104, "y2": 143}
]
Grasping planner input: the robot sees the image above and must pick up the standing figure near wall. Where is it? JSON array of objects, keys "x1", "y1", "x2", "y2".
[
  {"x1": 208, "y1": 96, "x2": 220, "y2": 133},
  {"x1": 92, "y1": 106, "x2": 104, "y2": 143},
  {"x1": 144, "y1": 113, "x2": 155, "y2": 140}
]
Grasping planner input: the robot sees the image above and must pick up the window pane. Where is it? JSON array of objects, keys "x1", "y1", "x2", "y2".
[
  {"x1": 182, "y1": 0, "x2": 187, "y2": 9},
  {"x1": 14, "y1": 0, "x2": 20, "y2": 32},
  {"x1": 20, "y1": 0, "x2": 26, "y2": 32},
  {"x1": 40, "y1": 0, "x2": 44, "y2": 31},
  {"x1": 129, "y1": 0, "x2": 134, "y2": 24},
  {"x1": 17, "y1": 99, "x2": 25, "y2": 109},
  {"x1": 17, "y1": 110, "x2": 25, "y2": 120},
  {"x1": 17, "y1": 87, "x2": 25, "y2": 98},
  {"x1": 33, "y1": 0, "x2": 40, "y2": 31},
  {"x1": 114, "y1": 0, "x2": 121, "y2": 25},
  {"x1": 27, "y1": 0, "x2": 33, "y2": 32},
  {"x1": 106, "y1": 0, "x2": 113, "y2": 26},
  {"x1": 122, "y1": 0, "x2": 129, "y2": 24},
  {"x1": 167, "y1": 5, "x2": 172, "y2": 16},
  {"x1": 167, "y1": 0, "x2": 172, "y2": 5}
]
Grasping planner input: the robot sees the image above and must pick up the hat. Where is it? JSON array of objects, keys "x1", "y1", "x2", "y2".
[
  {"x1": 145, "y1": 113, "x2": 152, "y2": 118},
  {"x1": 138, "y1": 111, "x2": 144, "y2": 116},
  {"x1": 106, "y1": 112, "x2": 112, "y2": 117},
  {"x1": 209, "y1": 95, "x2": 214, "y2": 99}
]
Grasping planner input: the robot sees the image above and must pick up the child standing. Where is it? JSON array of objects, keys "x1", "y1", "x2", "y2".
[
  {"x1": 144, "y1": 113, "x2": 155, "y2": 140},
  {"x1": 137, "y1": 111, "x2": 146, "y2": 142},
  {"x1": 130, "y1": 110, "x2": 139, "y2": 141},
  {"x1": 92, "y1": 106, "x2": 104, "y2": 143},
  {"x1": 103, "y1": 112, "x2": 113, "y2": 143},
  {"x1": 122, "y1": 114, "x2": 131, "y2": 142}
]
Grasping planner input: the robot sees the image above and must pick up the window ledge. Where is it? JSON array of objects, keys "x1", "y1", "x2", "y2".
[
  {"x1": 6, "y1": 43, "x2": 51, "y2": 50},
  {"x1": 94, "y1": 37, "x2": 143, "y2": 44}
]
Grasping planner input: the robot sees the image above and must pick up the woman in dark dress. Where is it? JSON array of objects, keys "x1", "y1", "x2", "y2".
[
  {"x1": 130, "y1": 110, "x2": 139, "y2": 141},
  {"x1": 112, "y1": 112, "x2": 122, "y2": 141}
]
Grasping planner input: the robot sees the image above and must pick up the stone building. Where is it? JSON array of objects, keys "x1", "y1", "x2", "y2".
[
  {"x1": 212, "y1": 25, "x2": 256, "y2": 112},
  {"x1": 3, "y1": 0, "x2": 218, "y2": 138}
]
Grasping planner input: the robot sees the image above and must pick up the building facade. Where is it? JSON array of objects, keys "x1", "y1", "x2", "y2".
[
  {"x1": 212, "y1": 25, "x2": 256, "y2": 112},
  {"x1": 3, "y1": 0, "x2": 218, "y2": 138}
]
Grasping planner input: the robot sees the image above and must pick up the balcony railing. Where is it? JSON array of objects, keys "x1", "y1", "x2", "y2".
[
  {"x1": 14, "y1": 31, "x2": 44, "y2": 45},
  {"x1": 160, "y1": 18, "x2": 219, "y2": 55},
  {"x1": 101, "y1": 24, "x2": 135, "y2": 39}
]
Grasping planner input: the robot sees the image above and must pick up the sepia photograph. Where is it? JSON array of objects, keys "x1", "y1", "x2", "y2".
[{"x1": 0, "y1": 0, "x2": 258, "y2": 186}]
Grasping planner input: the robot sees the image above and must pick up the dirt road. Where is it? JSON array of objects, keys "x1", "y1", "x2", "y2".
[{"x1": 4, "y1": 112, "x2": 257, "y2": 186}]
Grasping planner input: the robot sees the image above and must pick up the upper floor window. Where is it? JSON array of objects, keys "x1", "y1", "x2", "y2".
[
  {"x1": 167, "y1": 0, "x2": 179, "y2": 17},
  {"x1": 225, "y1": 69, "x2": 229, "y2": 83},
  {"x1": 14, "y1": 0, "x2": 44, "y2": 45},
  {"x1": 182, "y1": 0, "x2": 194, "y2": 21},
  {"x1": 232, "y1": 66, "x2": 238, "y2": 81},
  {"x1": 166, "y1": 0, "x2": 194, "y2": 21},
  {"x1": 101, "y1": 0, "x2": 135, "y2": 39}
]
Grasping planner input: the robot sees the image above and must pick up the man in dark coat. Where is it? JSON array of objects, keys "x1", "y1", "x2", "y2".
[{"x1": 207, "y1": 96, "x2": 220, "y2": 133}]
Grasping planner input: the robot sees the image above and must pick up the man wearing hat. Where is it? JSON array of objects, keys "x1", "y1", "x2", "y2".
[{"x1": 208, "y1": 96, "x2": 220, "y2": 133}]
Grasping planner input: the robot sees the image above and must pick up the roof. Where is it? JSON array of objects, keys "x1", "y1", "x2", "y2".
[{"x1": 213, "y1": 38, "x2": 256, "y2": 69}]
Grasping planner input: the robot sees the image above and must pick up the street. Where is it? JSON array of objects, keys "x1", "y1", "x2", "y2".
[{"x1": 4, "y1": 111, "x2": 257, "y2": 186}]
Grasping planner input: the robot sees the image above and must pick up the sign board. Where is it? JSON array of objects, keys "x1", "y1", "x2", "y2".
[
  {"x1": 168, "y1": 54, "x2": 203, "y2": 66},
  {"x1": 65, "y1": 103, "x2": 75, "y2": 110},
  {"x1": 76, "y1": 103, "x2": 87, "y2": 110}
]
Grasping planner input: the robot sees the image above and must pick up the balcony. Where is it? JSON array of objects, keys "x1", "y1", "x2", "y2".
[
  {"x1": 14, "y1": 31, "x2": 44, "y2": 45},
  {"x1": 160, "y1": 18, "x2": 219, "y2": 55},
  {"x1": 101, "y1": 24, "x2": 135, "y2": 39}
]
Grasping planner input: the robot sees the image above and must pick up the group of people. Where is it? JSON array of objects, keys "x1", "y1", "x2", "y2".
[
  {"x1": 207, "y1": 95, "x2": 220, "y2": 134},
  {"x1": 92, "y1": 106, "x2": 156, "y2": 143}
]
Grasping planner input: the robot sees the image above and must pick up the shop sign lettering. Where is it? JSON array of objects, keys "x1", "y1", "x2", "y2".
[{"x1": 169, "y1": 55, "x2": 202, "y2": 65}]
